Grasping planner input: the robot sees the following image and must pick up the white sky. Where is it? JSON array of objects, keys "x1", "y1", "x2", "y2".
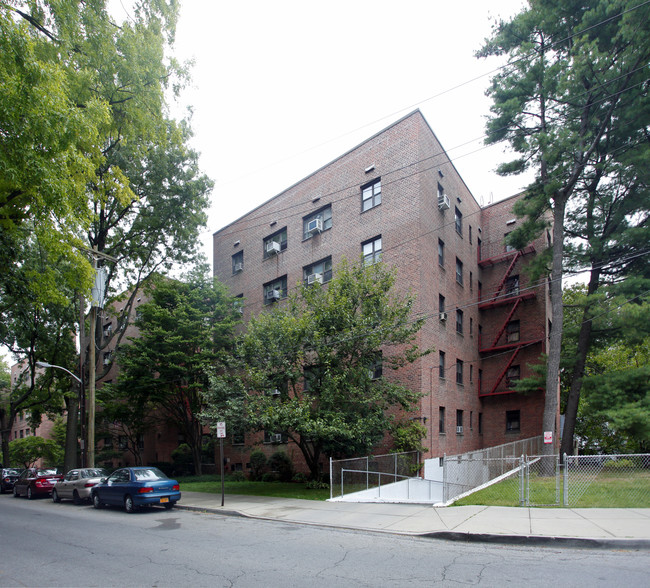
[{"x1": 163, "y1": 0, "x2": 531, "y2": 261}]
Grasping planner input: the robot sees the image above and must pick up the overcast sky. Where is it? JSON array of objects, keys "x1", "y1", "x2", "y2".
[{"x1": 154, "y1": 0, "x2": 531, "y2": 261}]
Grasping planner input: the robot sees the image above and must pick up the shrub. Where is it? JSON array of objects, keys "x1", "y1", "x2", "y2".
[
  {"x1": 305, "y1": 480, "x2": 329, "y2": 490},
  {"x1": 268, "y1": 450, "x2": 294, "y2": 482},
  {"x1": 249, "y1": 449, "x2": 267, "y2": 481},
  {"x1": 292, "y1": 472, "x2": 307, "y2": 483},
  {"x1": 226, "y1": 471, "x2": 247, "y2": 482}
]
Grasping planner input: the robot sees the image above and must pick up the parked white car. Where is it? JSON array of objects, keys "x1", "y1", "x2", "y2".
[{"x1": 52, "y1": 468, "x2": 108, "y2": 504}]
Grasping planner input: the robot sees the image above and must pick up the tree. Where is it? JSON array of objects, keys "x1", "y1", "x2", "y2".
[
  {"x1": 226, "y1": 260, "x2": 430, "y2": 481},
  {"x1": 478, "y1": 0, "x2": 650, "y2": 455},
  {"x1": 9, "y1": 436, "x2": 63, "y2": 469},
  {"x1": 104, "y1": 270, "x2": 240, "y2": 475},
  {"x1": 1, "y1": 1, "x2": 213, "y2": 467}
]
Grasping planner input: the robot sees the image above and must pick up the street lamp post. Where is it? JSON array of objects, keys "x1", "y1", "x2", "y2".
[
  {"x1": 36, "y1": 362, "x2": 82, "y2": 471},
  {"x1": 36, "y1": 362, "x2": 81, "y2": 384}
]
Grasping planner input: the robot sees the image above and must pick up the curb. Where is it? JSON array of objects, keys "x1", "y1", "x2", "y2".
[{"x1": 175, "y1": 504, "x2": 650, "y2": 549}]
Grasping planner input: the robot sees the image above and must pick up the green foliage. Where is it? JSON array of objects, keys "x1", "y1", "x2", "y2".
[
  {"x1": 391, "y1": 421, "x2": 427, "y2": 454},
  {"x1": 249, "y1": 450, "x2": 267, "y2": 481},
  {"x1": 9, "y1": 436, "x2": 62, "y2": 468},
  {"x1": 305, "y1": 480, "x2": 330, "y2": 490},
  {"x1": 231, "y1": 259, "x2": 430, "y2": 480},
  {"x1": 103, "y1": 271, "x2": 240, "y2": 475},
  {"x1": 268, "y1": 451, "x2": 294, "y2": 482}
]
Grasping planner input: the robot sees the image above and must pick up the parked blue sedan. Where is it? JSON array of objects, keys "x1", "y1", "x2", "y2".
[{"x1": 91, "y1": 467, "x2": 181, "y2": 513}]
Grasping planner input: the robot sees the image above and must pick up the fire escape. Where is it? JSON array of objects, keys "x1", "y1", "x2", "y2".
[{"x1": 477, "y1": 245, "x2": 543, "y2": 397}]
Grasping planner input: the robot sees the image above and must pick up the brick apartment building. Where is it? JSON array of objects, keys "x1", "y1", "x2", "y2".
[{"x1": 212, "y1": 109, "x2": 551, "y2": 472}]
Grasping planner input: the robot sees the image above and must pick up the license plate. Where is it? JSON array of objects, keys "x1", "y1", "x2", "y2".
[{"x1": 160, "y1": 497, "x2": 169, "y2": 503}]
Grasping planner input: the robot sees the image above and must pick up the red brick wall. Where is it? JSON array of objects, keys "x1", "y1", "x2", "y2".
[{"x1": 212, "y1": 111, "x2": 551, "y2": 474}]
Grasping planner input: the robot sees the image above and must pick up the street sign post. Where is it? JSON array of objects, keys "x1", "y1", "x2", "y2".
[{"x1": 217, "y1": 422, "x2": 226, "y2": 506}]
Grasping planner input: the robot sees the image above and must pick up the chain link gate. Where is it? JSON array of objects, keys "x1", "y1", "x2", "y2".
[{"x1": 523, "y1": 454, "x2": 560, "y2": 506}]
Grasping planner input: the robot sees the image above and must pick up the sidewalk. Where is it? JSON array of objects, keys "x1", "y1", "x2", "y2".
[{"x1": 176, "y1": 491, "x2": 650, "y2": 549}]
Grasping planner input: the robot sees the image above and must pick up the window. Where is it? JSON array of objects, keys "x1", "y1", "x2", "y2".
[
  {"x1": 469, "y1": 317, "x2": 473, "y2": 336},
  {"x1": 263, "y1": 227, "x2": 287, "y2": 259},
  {"x1": 506, "y1": 365, "x2": 521, "y2": 386},
  {"x1": 455, "y1": 207, "x2": 463, "y2": 235},
  {"x1": 362, "y1": 236, "x2": 382, "y2": 266},
  {"x1": 303, "y1": 205, "x2": 332, "y2": 239},
  {"x1": 303, "y1": 256, "x2": 332, "y2": 285},
  {"x1": 439, "y1": 351, "x2": 446, "y2": 379},
  {"x1": 469, "y1": 271, "x2": 473, "y2": 290},
  {"x1": 506, "y1": 410, "x2": 521, "y2": 432},
  {"x1": 232, "y1": 429, "x2": 245, "y2": 445},
  {"x1": 103, "y1": 323, "x2": 113, "y2": 338},
  {"x1": 438, "y1": 239, "x2": 445, "y2": 266},
  {"x1": 506, "y1": 320, "x2": 520, "y2": 343},
  {"x1": 438, "y1": 294, "x2": 445, "y2": 314},
  {"x1": 456, "y1": 258, "x2": 463, "y2": 285},
  {"x1": 478, "y1": 412, "x2": 483, "y2": 434},
  {"x1": 478, "y1": 369, "x2": 483, "y2": 394},
  {"x1": 303, "y1": 365, "x2": 323, "y2": 392},
  {"x1": 439, "y1": 407, "x2": 446, "y2": 434},
  {"x1": 504, "y1": 232, "x2": 516, "y2": 252},
  {"x1": 232, "y1": 250, "x2": 244, "y2": 274},
  {"x1": 505, "y1": 275, "x2": 520, "y2": 297},
  {"x1": 470, "y1": 411, "x2": 473, "y2": 430},
  {"x1": 469, "y1": 225, "x2": 472, "y2": 244},
  {"x1": 361, "y1": 178, "x2": 381, "y2": 211},
  {"x1": 456, "y1": 359, "x2": 464, "y2": 384},
  {"x1": 456, "y1": 309, "x2": 463, "y2": 334},
  {"x1": 368, "y1": 352, "x2": 383, "y2": 380},
  {"x1": 264, "y1": 431, "x2": 286, "y2": 444},
  {"x1": 470, "y1": 364, "x2": 473, "y2": 383},
  {"x1": 437, "y1": 182, "x2": 444, "y2": 200},
  {"x1": 456, "y1": 410, "x2": 464, "y2": 434},
  {"x1": 103, "y1": 350, "x2": 112, "y2": 366},
  {"x1": 263, "y1": 275, "x2": 287, "y2": 304}
]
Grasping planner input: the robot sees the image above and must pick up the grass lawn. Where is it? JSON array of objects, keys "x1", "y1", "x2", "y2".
[
  {"x1": 176, "y1": 476, "x2": 331, "y2": 501},
  {"x1": 453, "y1": 470, "x2": 650, "y2": 508}
]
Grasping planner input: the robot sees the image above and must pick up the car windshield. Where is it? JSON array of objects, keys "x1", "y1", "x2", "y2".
[
  {"x1": 83, "y1": 469, "x2": 107, "y2": 478},
  {"x1": 133, "y1": 468, "x2": 167, "y2": 481},
  {"x1": 37, "y1": 469, "x2": 58, "y2": 476},
  {"x1": 5, "y1": 469, "x2": 20, "y2": 475}
]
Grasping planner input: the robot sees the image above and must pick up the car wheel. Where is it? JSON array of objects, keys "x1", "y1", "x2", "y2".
[
  {"x1": 163, "y1": 502, "x2": 174, "y2": 510},
  {"x1": 92, "y1": 493, "x2": 103, "y2": 509},
  {"x1": 73, "y1": 490, "x2": 82, "y2": 505},
  {"x1": 27, "y1": 487, "x2": 33, "y2": 500},
  {"x1": 52, "y1": 488, "x2": 61, "y2": 503},
  {"x1": 124, "y1": 495, "x2": 138, "y2": 513}
]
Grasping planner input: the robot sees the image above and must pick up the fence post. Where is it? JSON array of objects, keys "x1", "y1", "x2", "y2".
[
  {"x1": 366, "y1": 456, "x2": 369, "y2": 490},
  {"x1": 563, "y1": 453, "x2": 569, "y2": 507},
  {"x1": 330, "y1": 457, "x2": 333, "y2": 500},
  {"x1": 519, "y1": 455, "x2": 525, "y2": 506},
  {"x1": 442, "y1": 453, "x2": 447, "y2": 503}
]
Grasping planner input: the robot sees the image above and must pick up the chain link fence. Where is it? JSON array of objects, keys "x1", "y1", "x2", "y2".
[
  {"x1": 564, "y1": 453, "x2": 650, "y2": 507},
  {"x1": 330, "y1": 451, "x2": 420, "y2": 500}
]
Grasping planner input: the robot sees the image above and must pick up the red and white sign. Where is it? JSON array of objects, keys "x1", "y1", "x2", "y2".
[
  {"x1": 543, "y1": 431, "x2": 553, "y2": 444},
  {"x1": 216, "y1": 422, "x2": 227, "y2": 438}
]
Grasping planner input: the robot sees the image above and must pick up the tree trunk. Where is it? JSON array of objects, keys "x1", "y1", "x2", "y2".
[
  {"x1": 0, "y1": 410, "x2": 12, "y2": 465},
  {"x1": 560, "y1": 266, "x2": 601, "y2": 459},
  {"x1": 542, "y1": 195, "x2": 567, "y2": 460},
  {"x1": 63, "y1": 393, "x2": 79, "y2": 472}
]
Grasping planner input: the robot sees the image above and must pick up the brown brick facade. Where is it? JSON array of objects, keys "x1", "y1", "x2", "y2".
[{"x1": 212, "y1": 110, "x2": 551, "y2": 473}]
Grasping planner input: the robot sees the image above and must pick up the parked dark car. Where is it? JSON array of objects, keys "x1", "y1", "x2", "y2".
[
  {"x1": 52, "y1": 468, "x2": 108, "y2": 504},
  {"x1": 1, "y1": 468, "x2": 22, "y2": 494},
  {"x1": 13, "y1": 468, "x2": 63, "y2": 499},
  {"x1": 91, "y1": 467, "x2": 181, "y2": 513}
]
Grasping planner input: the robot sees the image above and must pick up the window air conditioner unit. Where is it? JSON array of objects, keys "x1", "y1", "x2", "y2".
[
  {"x1": 456, "y1": 426, "x2": 464, "y2": 434},
  {"x1": 307, "y1": 273, "x2": 323, "y2": 285},
  {"x1": 270, "y1": 433, "x2": 283, "y2": 443},
  {"x1": 306, "y1": 218, "x2": 323, "y2": 234},
  {"x1": 266, "y1": 289, "x2": 280, "y2": 301},
  {"x1": 234, "y1": 262, "x2": 243, "y2": 273},
  {"x1": 438, "y1": 194, "x2": 450, "y2": 210},
  {"x1": 271, "y1": 388, "x2": 281, "y2": 396},
  {"x1": 439, "y1": 312, "x2": 448, "y2": 321},
  {"x1": 266, "y1": 241, "x2": 281, "y2": 255}
]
